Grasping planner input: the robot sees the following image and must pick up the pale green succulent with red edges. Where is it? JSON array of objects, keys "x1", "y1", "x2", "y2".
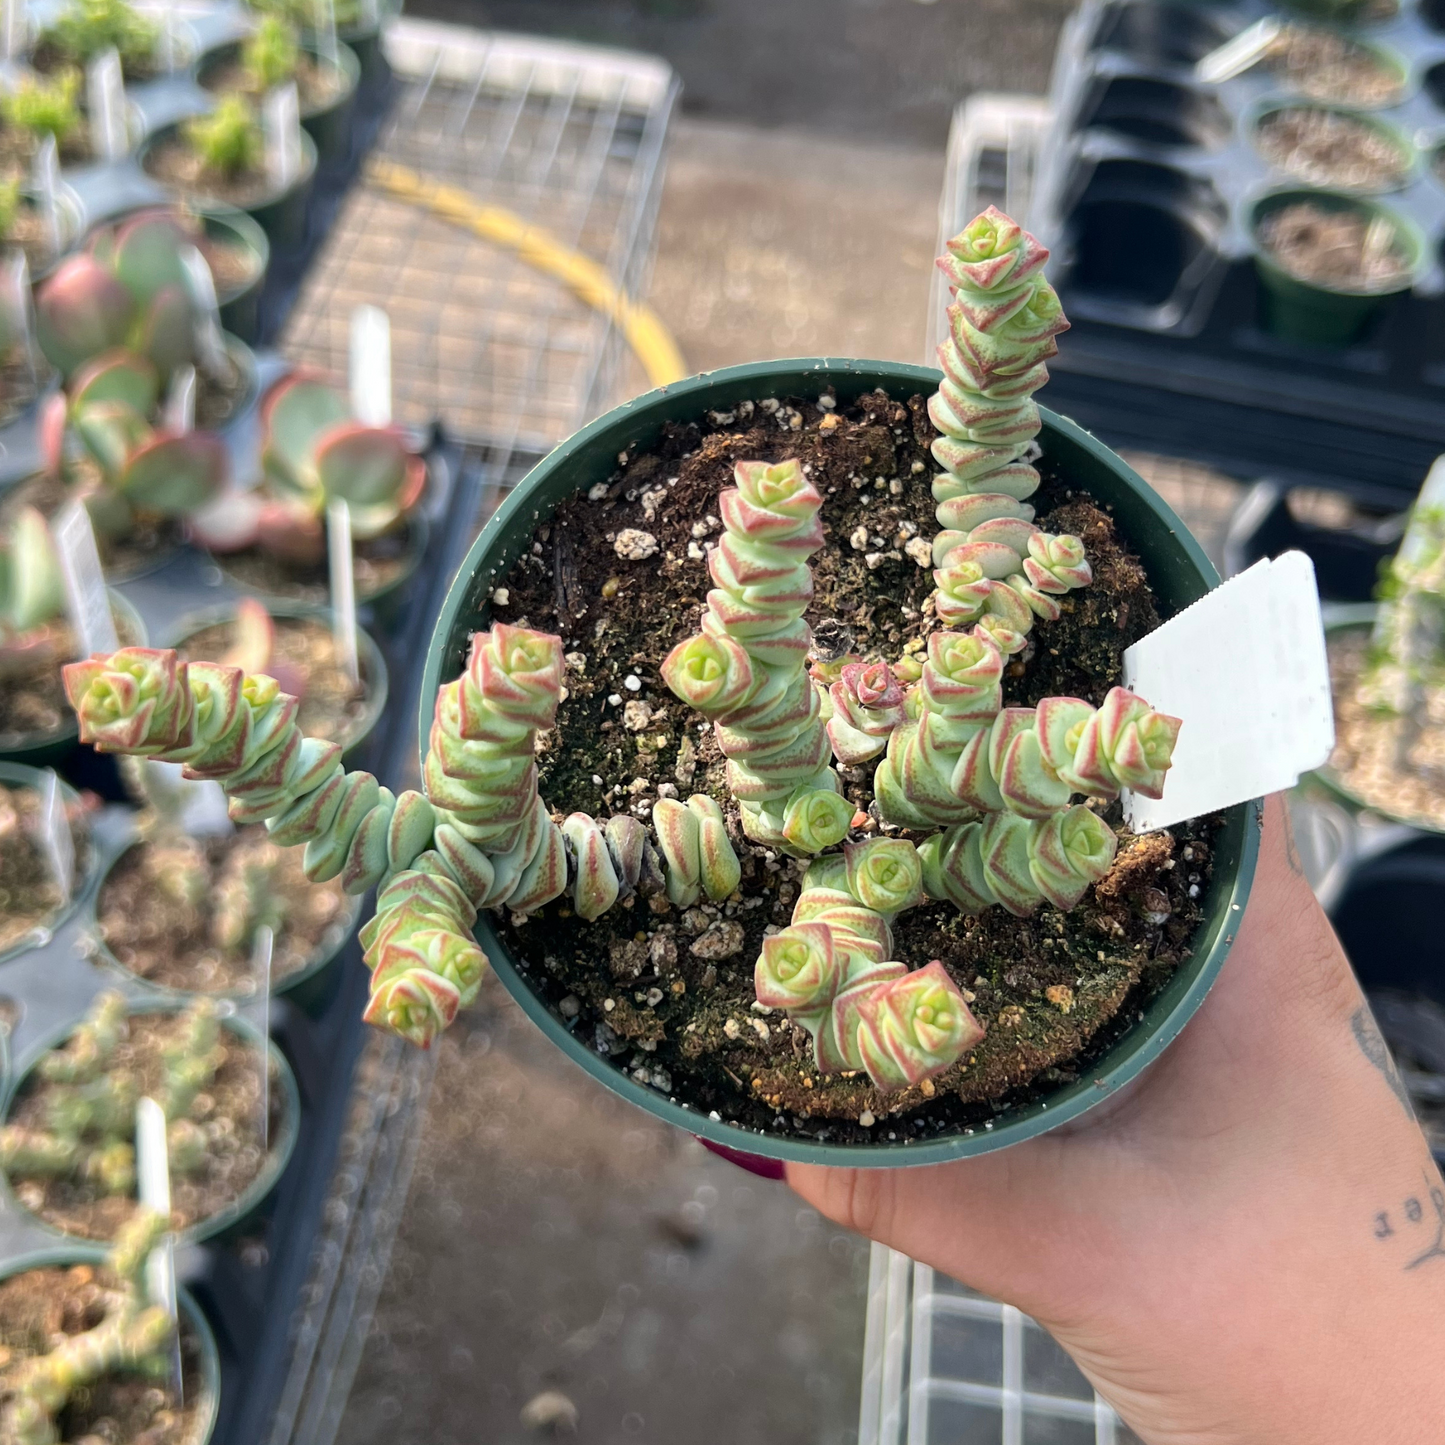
[
  {"x1": 0, "y1": 504, "x2": 67, "y2": 680},
  {"x1": 661, "y1": 457, "x2": 847, "y2": 856},
  {"x1": 822, "y1": 659, "x2": 908, "y2": 765},
  {"x1": 929, "y1": 207, "x2": 1092, "y2": 653}
]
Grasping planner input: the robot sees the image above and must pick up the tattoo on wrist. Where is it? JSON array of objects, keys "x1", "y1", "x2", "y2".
[
  {"x1": 1373, "y1": 1173, "x2": 1445, "y2": 1272},
  {"x1": 1351, "y1": 1005, "x2": 1417, "y2": 1122}
]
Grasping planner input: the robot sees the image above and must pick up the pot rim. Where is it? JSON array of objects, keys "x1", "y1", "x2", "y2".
[
  {"x1": 1, "y1": 997, "x2": 301, "y2": 1245},
  {"x1": 137, "y1": 117, "x2": 320, "y2": 212},
  {"x1": 0, "y1": 587, "x2": 147, "y2": 759},
  {"x1": 0, "y1": 759, "x2": 96, "y2": 962},
  {"x1": 194, "y1": 35, "x2": 362, "y2": 122},
  {"x1": 419, "y1": 358, "x2": 1262, "y2": 1167},
  {"x1": 0, "y1": 1247, "x2": 221, "y2": 1442}
]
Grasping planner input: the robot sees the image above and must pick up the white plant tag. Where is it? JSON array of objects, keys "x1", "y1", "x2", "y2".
[
  {"x1": 38, "y1": 769, "x2": 73, "y2": 905},
  {"x1": 1195, "y1": 17, "x2": 1281, "y2": 83},
  {"x1": 179, "y1": 246, "x2": 231, "y2": 381},
  {"x1": 312, "y1": 0, "x2": 339, "y2": 65},
  {"x1": 53, "y1": 499, "x2": 119, "y2": 656},
  {"x1": 163, "y1": 364, "x2": 196, "y2": 434},
  {"x1": 349, "y1": 304, "x2": 392, "y2": 427},
  {"x1": 87, "y1": 49, "x2": 128, "y2": 161},
  {"x1": 136, "y1": 1096, "x2": 184, "y2": 1402},
  {"x1": 159, "y1": 0, "x2": 177, "y2": 70},
  {"x1": 356, "y1": 0, "x2": 378, "y2": 29},
  {"x1": 247, "y1": 924, "x2": 272, "y2": 1151},
  {"x1": 141, "y1": 760, "x2": 234, "y2": 837},
  {"x1": 327, "y1": 499, "x2": 360, "y2": 688},
  {"x1": 31, "y1": 134, "x2": 61, "y2": 255},
  {"x1": 1, "y1": 249, "x2": 36, "y2": 379},
  {"x1": 1121, "y1": 552, "x2": 1334, "y2": 832},
  {"x1": 263, "y1": 83, "x2": 302, "y2": 191},
  {"x1": 0, "y1": 0, "x2": 23, "y2": 60}
]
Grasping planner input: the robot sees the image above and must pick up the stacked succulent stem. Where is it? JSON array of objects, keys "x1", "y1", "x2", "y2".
[
  {"x1": 661, "y1": 458, "x2": 851, "y2": 856},
  {"x1": 930, "y1": 207, "x2": 1092, "y2": 654},
  {"x1": 1, "y1": 1208, "x2": 175, "y2": 1443}
]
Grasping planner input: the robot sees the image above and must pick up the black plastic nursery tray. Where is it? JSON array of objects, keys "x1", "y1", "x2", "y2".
[
  {"x1": 1036, "y1": 0, "x2": 1445, "y2": 507},
  {"x1": 0, "y1": 421, "x2": 474, "y2": 1445}
]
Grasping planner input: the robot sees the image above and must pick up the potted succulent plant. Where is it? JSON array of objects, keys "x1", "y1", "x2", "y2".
[
  {"x1": 0, "y1": 760, "x2": 94, "y2": 959},
  {"x1": 33, "y1": 0, "x2": 193, "y2": 81},
  {"x1": 1252, "y1": 102, "x2": 1414, "y2": 195},
  {"x1": 1321, "y1": 466, "x2": 1445, "y2": 830},
  {"x1": 191, "y1": 371, "x2": 428, "y2": 607},
  {"x1": 0, "y1": 991, "x2": 298, "y2": 1243},
  {"x1": 197, "y1": 17, "x2": 360, "y2": 170},
  {"x1": 1251, "y1": 187, "x2": 1424, "y2": 344},
  {"x1": 0, "y1": 1210, "x2": 220, "y2": 1445},
  {"x1": 0, "y1": 68, "x2": 92, "y2": 176},
  {"x1": 13, "y1": 210, "x2": 249, "y2": 577},
  {"x1": 0, "y1": 503, "x2": 146, "y2": 763},
  {"x1": 139, "y1": 94, "x2": 318, "y2": 249},
  {"x1": 248, "y1": 0, "x2": 395, "y2": 87},
  {"x1": 59, "y1": 209, "x2": 1259, "y2": 1167}
]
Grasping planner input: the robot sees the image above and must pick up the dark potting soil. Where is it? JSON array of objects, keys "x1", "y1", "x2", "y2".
[
  {"x1": 7, "y1": 204, "x2": 72, "y2": 274},
  {"x1": 1255, "y1": 107, "x2": 1408, "y2": 192},
  {"x1": 485, "y1": 389, "x2": 1219, "y2": 1141},
  {"x1": 0, "y1": 1262, "x2": 209, "y2": 1444},
  {"x1": 1268, "y1": 27, "x2": 1405, "y2": 108},
  {"x1": 200, "y1": 53, "x2": 348, "y2": 116},
  {"x1": 1257, "y1": 200, "x2": 1411, "y2": 292},
  {"x1": 0, "y1": 602, "x2": 142, "y2": 749},
  {"x1": 176, "y1": 614, "x2": 373, "y2": 746},
  {"x1": 3, "y1": 470, "x2": 182, "y2": 582},
  {"x1": 215, "y1": 515, "x2": 421, "y2": 605},
  {"x1": 7, "y1": 1011, "x2": 285, "y2": 1240},
  {"x1": 96, "y1": 825, "x2": 354, "y2": 993},
  {"x1": 143, "y1": 139, "x2": 284, "y2": 211},
  {"x1": 0, "y1": 782, "x2": 91, "y2": 955}
]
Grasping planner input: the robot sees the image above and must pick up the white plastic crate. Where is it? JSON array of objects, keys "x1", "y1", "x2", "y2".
[{"x1": 860, "y1": 1244, "x2": 1144, "y2": 1445}]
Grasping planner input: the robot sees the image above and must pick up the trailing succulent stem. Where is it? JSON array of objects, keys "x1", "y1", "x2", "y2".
[
  {"x1": 930, "y1": 206, "x2": 1092, "y2": 654},
  {"x1": 0, "y1": 1207, "x2": 175, "y2": 1445},
  {"x1": 661, "y1": 457, "x2": 848, "y2": 855}
]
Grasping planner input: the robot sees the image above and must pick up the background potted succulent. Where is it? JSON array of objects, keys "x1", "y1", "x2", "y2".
[
  {"x1": 140, "y1": 94, "x2": 319, "y2": 248},
  {"x1": 0, "y1": 503, "x2": 146, "y2": 763},
  {"x1": 197, "y1": 16, "x2": 360, "y2": 170},
  {"x1": 33, "y1": 0, "x2": 193, "y2": 81},
  {"x1": 0, "y1": 68, "x2": 92, "y2": 176},
  {"x1": 60, "y1": 208, "x2": 1258, "y2": 1167},
  {"x1": 0, "y1": 1210, "x2": 221, "y2": 1445},
  {"x1": 247, "y1": 0, "x2": 396, "y2": 87},
  {"x1": 1251, "y1": 187, "x2": 1424, "y2": 344},
  {"x1": 192, "y1": 370, "x2": 428, "y2": 606},
  {"x1": 0, "y1": 992, "x2": 299, "y2": 1244},
  {"x1": 0, "y1": 760, "x2": 94, "y2": 959}
]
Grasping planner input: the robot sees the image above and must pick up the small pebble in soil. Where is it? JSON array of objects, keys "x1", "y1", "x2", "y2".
[{"x1": 613, "y1": 529, "x2": 658, "y2": 560}]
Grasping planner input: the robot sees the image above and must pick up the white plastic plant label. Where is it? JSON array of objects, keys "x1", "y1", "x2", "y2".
[
  {"x1": 0, "y1": 249, "x2": 34, "y2": 375},
  {"x1": 0, "y1": 0, "x2": 23, "y2": 60},
  {"x1": 136, "y1": 1096, "x2": 184, "y2": 1401},
  {"x1": 164, "y1": 363, "x2": 196, "y2": 434},
  {"x1": 349, "y1": 304, "x2": 392, "y2": 427},
  {"x1": 1121, "y1": 551, "x2": 1334, "y2": 832},
  {"x1": 87, "y1": 49, "x2": 127, "y2": 161},
  {"x1": 38, "y1": 768, "x2": 73, "y2": 905},
  {"x1": 179, "y1": 246, "x2": 230, "y2": 380},
  {"x1": 263, "y1": 82, "x2": 302, "y2": 190},
  {"x1": 140, "y1": 759, "x2": 233, "y2": 837},
  {"x1": 1195, "y1": 17, "x2": 1281, "y2": 83},
  {"x1": 53, "y1": 499, "x2": 119, "y2": 657},
  {"x1": 327, "y1": 499, "x2": 360, "y2": 687},
  {"x1": 312, "y1": 0, "x2": 339, "y2": 65},
  {"x1": 247, "y1": 924, "x2": 273, "y2": 1151},
  {"x1": 31, "y1": 134, "x2": 61, "y2": 254}
]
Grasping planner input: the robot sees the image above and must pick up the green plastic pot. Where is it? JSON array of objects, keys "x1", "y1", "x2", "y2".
[
  {"x1": 195, "y1": 38, "x2": 361, "y2": 170},
  {"x1": 138, "y1": 122, "x2": 318, "y2": 252},
  {"x1": 1252, "y1": 102, "x2": 1416, "y2": 196},
  {"x1": 418, "y1": 358, "x2": 1262, "y2": 1168},
  {"x1": 2, "y1": 1000, "x2": 300, "y2": 1246},
  {"x1": 164, "y1": 598, "x2": 389, "y2": 761},
  {"x1": 0, "y1": 589, "x2": 147, "y2": 766},
  {"x1": 0, "y1": 760, "x2": 96, "y2": 962},
  {"x1": 0, "y1": 1247, "x2": 220, "y2": 1443},
  {"x1": 196, "y1": 203, "x2": 270, "y2": 345},
  {"x1": 1251, "y1": 189, "x2": 1423, "y2": 345}
]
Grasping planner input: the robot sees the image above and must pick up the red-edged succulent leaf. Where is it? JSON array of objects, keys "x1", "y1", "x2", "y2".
[
  {"x1": 39, "y1": 392, "x2": 67, "y2": 474},
  {"x1": 71, "y1": 349, "x2": 161, "y2": 415},
  {"x1": 255, "y1": 498, "x2": 326, "y2": 566},
  {"x1": 117, "y1": 429, "x2": 227, "y2": 515},
  {"x1": 112, "y1": 211, "x2": 193, "y2": 307},
  {"x1": 312, "y1": 421, "x2": 413, "y2": 537},
  {"x1": 136, "y1": 282, "x2": 195, "y2": 379},
  {"x1": 36, "y1": 254, "x2": 136, "y2": 376},
  {"x1": 261, "y1": 373, "x2": 351, "y2": 484},
  {"x1": 74, "y1": 400, "x2": 152, "y2": 480}
]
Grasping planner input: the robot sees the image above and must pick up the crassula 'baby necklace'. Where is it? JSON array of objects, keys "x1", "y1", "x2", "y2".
[{"x1": 62, "y1": 208, "x2": 1184, "y2": 1100}]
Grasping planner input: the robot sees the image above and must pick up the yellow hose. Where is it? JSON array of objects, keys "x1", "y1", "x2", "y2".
[{"x1": 366, "y1": 157, "x2": 689, "y2": 389}]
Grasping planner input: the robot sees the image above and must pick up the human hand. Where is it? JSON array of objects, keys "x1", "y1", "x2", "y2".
[{"x1": 788, "y1": 795, "x2": 1445, "y2": 1445}]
